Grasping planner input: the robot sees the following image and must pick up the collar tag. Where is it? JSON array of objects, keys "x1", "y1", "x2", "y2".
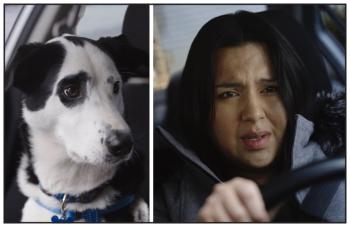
[
  {"x1": 51, "y1": 194, "x2": 76, "y2": 222},
  {"x1": 51, "y1": 211, "x2": 75, "y2": 223}
]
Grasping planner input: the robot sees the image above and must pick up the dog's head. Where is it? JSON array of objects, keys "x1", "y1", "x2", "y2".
[{"x1": 12, "y1": 35, "x2": 147, "y2": 166}]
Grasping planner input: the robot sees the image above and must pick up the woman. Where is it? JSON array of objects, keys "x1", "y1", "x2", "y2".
[{"x1": 154, "y1": 11, "x2": 345, "y2": 222}]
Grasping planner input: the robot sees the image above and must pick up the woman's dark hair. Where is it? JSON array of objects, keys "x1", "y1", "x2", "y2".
[{"x1": 179, "y1": 11, "x2": 328, "y2": 175}]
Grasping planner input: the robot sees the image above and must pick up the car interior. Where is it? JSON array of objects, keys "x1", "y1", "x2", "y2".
[
  {"x1": 4, "y1": 4, "x2": 149, "y2": 222},
  {"x1": 153, "y1": 4, "x2": 345, "y2": 203}
]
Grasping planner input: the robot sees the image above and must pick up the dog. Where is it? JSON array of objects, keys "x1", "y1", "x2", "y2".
[{"x1": 12, "y1": 34, "x2": 149, "y2": 222}]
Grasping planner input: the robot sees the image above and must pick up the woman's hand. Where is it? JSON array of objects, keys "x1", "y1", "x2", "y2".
[{"x1": 197, "y1": 177, "x2": 270, "y2": 222}]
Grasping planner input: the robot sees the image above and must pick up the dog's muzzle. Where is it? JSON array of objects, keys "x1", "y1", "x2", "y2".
[{"x1": 106, "y1": 130, "x2": 133, "y2": 157}]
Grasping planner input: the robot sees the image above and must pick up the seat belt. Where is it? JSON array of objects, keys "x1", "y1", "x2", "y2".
[{"x1": 300, "y1": 178, "x2": 341, "y2": 220}]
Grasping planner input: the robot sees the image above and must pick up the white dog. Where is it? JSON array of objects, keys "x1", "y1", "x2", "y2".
[{"x1": 12, "y1": 34, "x2": 148, "y2": 222}]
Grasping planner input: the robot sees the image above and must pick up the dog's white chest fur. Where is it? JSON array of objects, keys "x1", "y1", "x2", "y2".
[{"x1": 21, "y1": 199, "x2": 59, "y2": 222}]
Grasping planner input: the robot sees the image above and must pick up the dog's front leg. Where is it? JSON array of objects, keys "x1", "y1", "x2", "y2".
[{"x1": 130, "y1": 198, "x2": 149, "y2": 222}]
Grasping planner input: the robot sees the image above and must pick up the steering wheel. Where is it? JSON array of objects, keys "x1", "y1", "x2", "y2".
[{"x1": 260, "y1": 155, "x2": 345, "y2": 210}]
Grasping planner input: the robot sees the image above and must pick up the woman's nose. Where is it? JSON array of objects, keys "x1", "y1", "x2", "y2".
[{"x1": 241, "y1": 93, "x2": 265, "y2": 123}]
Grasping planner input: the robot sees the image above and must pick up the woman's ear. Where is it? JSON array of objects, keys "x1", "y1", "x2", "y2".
[{"x1": 96, "y1": 35, "x2": 149, "y2": 82}]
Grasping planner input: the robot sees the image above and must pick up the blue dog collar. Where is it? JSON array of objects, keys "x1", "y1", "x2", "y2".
[
  {"x1": 40, "y1": 184, "x2": 105, "y2": 204},
  {"x1": 35, "y1": 194, "x2": 135, "y2": 222}
]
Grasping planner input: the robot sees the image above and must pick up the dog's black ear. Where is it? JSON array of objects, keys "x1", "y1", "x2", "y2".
[
  {"x1": 96, "y1": 35, "x2": 149, "y2": 81},
  {"x1": 11, "y1": 43, "x2": 44, "y2": 94},
  {"x1": 11, "y1": 42, "x2": 65, "y2": 96}
]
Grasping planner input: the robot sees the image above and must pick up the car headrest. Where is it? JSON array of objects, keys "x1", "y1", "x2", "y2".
[
  {"x1": 258, "y1": 10, "x2": 331, "y2": 93},
  {"x1": 122, "y1": 5, "x2": 149, "y2": 54}
]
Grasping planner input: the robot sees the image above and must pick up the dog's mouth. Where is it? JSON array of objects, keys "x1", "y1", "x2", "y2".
[{"x1": 105, "y1": 148, "x2": 133, "y2": 164}]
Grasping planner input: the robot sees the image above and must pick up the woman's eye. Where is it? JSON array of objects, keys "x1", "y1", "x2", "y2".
[
  {"x1": 218, "y1": 91, "x2": 239, "y2": 99},
  {"x1": 113, "y1": 81, "x2": 120, "y2": 94},
  {"x1": 261, "y1": 85, "x2": 278, "y2": 94},
  {"x1": 63, "y1": 84, "x2": 81, "y2": 98}
]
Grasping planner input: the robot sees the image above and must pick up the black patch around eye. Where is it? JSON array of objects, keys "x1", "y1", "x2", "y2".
[
  {"x1": 57, "y1": 71, "x2": 89, "y2": 108},
  {"x1": 113, "y1": 81, "x2": 120, "y2": 94}
]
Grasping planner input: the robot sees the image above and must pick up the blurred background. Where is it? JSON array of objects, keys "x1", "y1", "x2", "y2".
[
  {"x1": 5, "y1": 5, "x2": 127, "y2": 41},
  {"x1": 153, "y1": 5, "x2": 266, "y2": 89}
]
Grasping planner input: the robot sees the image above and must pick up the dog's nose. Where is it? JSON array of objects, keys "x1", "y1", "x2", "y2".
[{"x1": 106, "y1": 130, "x2": 133, "y2": 156}]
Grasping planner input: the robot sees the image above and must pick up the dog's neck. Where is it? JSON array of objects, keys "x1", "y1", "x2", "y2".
[
  {"x1": 27, "y1": 127, "x2": 117, "y2": 195},
  {"x1": 40, "y1": 179, "x2": 108, "y2": 203},
  {"x1": 17, "y1": 121, "x2": 143, "y2": 221}
]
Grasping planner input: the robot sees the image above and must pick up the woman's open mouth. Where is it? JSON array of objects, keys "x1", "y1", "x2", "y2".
[{"x1": 240, "y1": 131, "x2": 271, "y2": 151}]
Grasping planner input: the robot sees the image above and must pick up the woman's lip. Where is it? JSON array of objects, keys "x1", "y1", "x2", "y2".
[{"x1": 240, "y1": 132, "x2": 271, "y2": 150}]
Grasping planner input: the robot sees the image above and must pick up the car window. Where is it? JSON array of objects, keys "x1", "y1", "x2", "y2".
[
  {"x1": 153, "y1": 5, "x2": 267, "y2": 90},
  {"x1": 76, "y1": 5, "x2": 128, "y2": 39},
  {"x1": 320, "y1": 5, "x2": 345, "y2": 48},
  {"x1": 316, "y1": 5, "x2": 345, "y2": 91},
  {"x1": 4, "y1": 5, "x2": 24, "y2": 41}
]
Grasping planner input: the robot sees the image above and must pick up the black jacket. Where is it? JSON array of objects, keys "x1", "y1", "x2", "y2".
[{"x1": 154, "y1": 111, "x2": 345, "y2": 222}]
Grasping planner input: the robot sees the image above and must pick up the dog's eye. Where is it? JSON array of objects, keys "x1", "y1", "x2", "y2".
[
  {"x1": 63, "y1": 84, "x2": 81, "y2": 98},
  {"x1": 113, "y1": 81, "x2": 120, "y2": 94}
]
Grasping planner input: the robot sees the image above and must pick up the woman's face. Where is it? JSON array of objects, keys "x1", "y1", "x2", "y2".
[{"x1": 212, "y1": 42, "x2": 287, "y2": 169}]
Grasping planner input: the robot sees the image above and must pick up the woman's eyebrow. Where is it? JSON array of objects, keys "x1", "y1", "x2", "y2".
[
  {"x1": 215, "y1": 78, "x2": 277, "y2": 88},
  {"x1": 215, "y1": 82, "x2": 242, "y2": 88},
  {"x1": 259, "y1": 78, "x2": 277, "y2": 84}
]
